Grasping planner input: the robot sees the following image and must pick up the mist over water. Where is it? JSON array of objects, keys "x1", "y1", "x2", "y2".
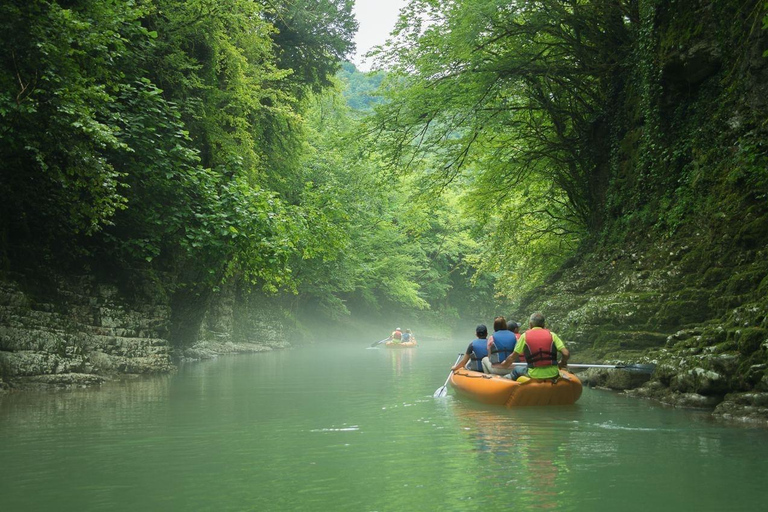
[{"x1": 2, "y1": 339, "x2": 767, "y2": 511}]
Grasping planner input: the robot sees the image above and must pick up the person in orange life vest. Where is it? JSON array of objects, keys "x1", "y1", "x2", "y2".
[
  {"x1": 388, "y1": 327, "x2": 403, "y2": 343},
  {"x1": 481, "y1": 316, "x2": 517, "y2": 375},
  {"x1": 451, "y1": 324, "x2": 489, "y2": 372},
  {"x1": 499, "y1": 312, "x2": 569, "y2": 380}
]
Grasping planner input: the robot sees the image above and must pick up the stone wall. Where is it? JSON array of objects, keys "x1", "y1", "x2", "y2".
[
  {"x1": 0, "y1": 274, "x2": 173, "y2": 391},
  {"x1": 0, "y1": 273, "x2": 291, "y2": 393},
  {"x1": 183, "y1": 279, "x2": 291, "y2": 360}
]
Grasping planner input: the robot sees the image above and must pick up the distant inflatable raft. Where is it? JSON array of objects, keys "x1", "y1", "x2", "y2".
[
  {"x1": 385, "y1": 340, "x2": 417, "y2": 348},
  {"x1": 449, "y1": 368, "x2": 582, "y2": 407}
]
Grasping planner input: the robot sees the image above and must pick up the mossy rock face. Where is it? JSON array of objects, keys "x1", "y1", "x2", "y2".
[
  {"x1": 580, "y1": 368, "x2": 651, "y2": 390},
  {"x1": 653, "y1": 296, "x2": 712, "y2": 327},
  {"x1": 678, "y1": 245, "x2": 717, "y2": 275},
  {"x1": 713, "y1": 392, "x2": 768, "y2": 424},
  {"x1": 561, "y1": 292, "x2": 663, "y2": 334},
  {"x1": 735, "y1": 216, "x2": 768, "y2": 249},
  {"x1": 591, "y1": 330, "x2": 669, "y2": 351},
  {"x1": 735, "y1": 328, "x2": 767, "y2": 355},
  {"x1": 652, "y1": 349, "x2": 740, "y2": 395},
  {"x1": 727, "y1": 303, "x2": 768, "y2": 329},
  {"x1": 724, "y1": 270, "x2": 765, "y2": 296},
  {"x1": 700, "y1": 266, "x2": 729, "y2": 288}
]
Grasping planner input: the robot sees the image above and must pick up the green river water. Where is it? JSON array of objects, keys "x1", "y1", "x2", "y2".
[{"x1": 2, "y1": 340, "x2": 768, "y2": 511}]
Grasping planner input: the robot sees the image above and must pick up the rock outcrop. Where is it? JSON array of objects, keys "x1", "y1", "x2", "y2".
[{"x1": 0, "y1": 273, "x2": 290, "y2": 393}]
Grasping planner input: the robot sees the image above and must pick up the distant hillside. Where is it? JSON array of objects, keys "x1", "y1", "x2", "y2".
[{"x1": 337, "y1": 61, "x2": 385, "y2": 112}]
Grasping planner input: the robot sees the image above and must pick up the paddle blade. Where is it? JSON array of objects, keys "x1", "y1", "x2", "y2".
[{"x1": 433, "y1": 385, "x2": 448, "y2": 398}]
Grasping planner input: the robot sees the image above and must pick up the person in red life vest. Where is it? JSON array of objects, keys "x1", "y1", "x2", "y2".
[
  {"x1": 506, "y1": 320, "x2": 525, "y2": 362},
  {"x1": 498, "y1": 312, "x2": 569, "y2": 380},
  {"x1": 507, "y1": 320, "x2": 521, "y2": 340},
  {"x1": 388, "y1": 327, "x2": 403, "y2": 343},
  {"x1": 451, "y1": 324, "x2": 489, "y2": 372},
  {"x1": 481, "y1": 316, "x2": 517, "y2": 375}
]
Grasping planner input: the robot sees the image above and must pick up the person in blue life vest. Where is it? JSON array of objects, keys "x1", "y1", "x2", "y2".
[
  {"x1": 451, "y1": 324, "x2": 489, "y2": 372},
  {"x1": 481, "y1": 316, "x2": 517, "y2": 375},
  {"x1": 498, "y1": 312, "x2": 569, "y2": 380},
  {"x1": 401, "y1": 328, "x2": 414, "y2": 343}
]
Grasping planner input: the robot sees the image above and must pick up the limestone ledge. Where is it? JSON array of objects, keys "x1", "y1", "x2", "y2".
[
  {"x1": 0, "y1": 275, "x2": 289, "y2": 394},
  {"x1": 179, "y1": 339, "x2": 291, "y2": 361}
]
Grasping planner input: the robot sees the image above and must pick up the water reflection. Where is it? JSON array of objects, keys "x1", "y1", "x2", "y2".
[
  {"x1": 451, "y1": 402, "x2": 590, "y2": 511},
  {"x1": 388, "y1": 347, "x2": 415, "y2": 378},
  {"x1": 0, "y1": 374, "x2": 173, "y2": 434}
]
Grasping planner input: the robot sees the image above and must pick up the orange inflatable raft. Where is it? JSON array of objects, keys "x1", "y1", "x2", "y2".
[
  {"x1": 449, "y1": 368, "x2": 582, "y2": 407},
  {"x1": 385, "y1": 340, "x2": 417, "y2": 348}
]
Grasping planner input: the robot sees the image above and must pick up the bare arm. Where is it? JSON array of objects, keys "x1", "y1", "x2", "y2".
[
  {"x1": 499, "y1": 352, "x2": 519, "y2": 369},
  {"x1": 558, "y1": 347, "x2": 570, "y2": 368},
  {"x1": 451, "y1": 354, "x2": 471, "y2": 371}
]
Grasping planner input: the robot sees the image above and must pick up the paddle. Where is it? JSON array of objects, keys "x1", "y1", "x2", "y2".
[
  {"x1": 508, "y1": 362, "x2": 656, "y2": 373},
  {"x1": 434, "y1": 354, "x2": 463, "y2": 398},
  {"x1": 369, "y1": 337, "x2": 390, "y2": 348}
]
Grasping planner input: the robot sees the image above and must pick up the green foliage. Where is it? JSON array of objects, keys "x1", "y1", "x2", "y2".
[
  {"x1": 0, "y1": 0, "x2": 148, "y2": 247},
  {"x1": 368, "y1": 0, "x2": 631, "y2": 300},
  {"x1": 263, "y1": 0, "x2": 358, "y2": 95},
  {"x1": 337, "y1": 62, "x2": 386, "y2": 112},
  {"x1": 0, "y1": 0, "x2": 360, "y2": 337},
  {"x1": 278, "y1": 77, "x2": 498, "y2": 324},
  {"x1": 764, "y1": 2, "x2": 768, "y2": 57}
]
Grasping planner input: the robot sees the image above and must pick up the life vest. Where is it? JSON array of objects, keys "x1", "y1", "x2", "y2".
[
  {"x1": 402, "y1": 332, "x2": 411, "y2": 342},
  {"x1": 489, "y1": 330, "x2": 516, "y2": 363},
  {"x1": 469, "y1": 338, "x2": 489, "y2": 372},
  {"x1": 523, "y1": 329, "x2": 557, "y2": 368},
  {"x1": 393, "y1": 330, "x2": 402, "y2": 340}
]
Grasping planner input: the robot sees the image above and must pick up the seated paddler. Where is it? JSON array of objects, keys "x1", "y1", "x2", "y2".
[
  {"x1": 499, "y1": 312, "x2": 569, "y2": 380},
  {"x1": 481, "y1": 316, "x2": 516, "y2": 375},
  {"x1": 451, "y1": 324, "x2": 489, "y2": 372}
]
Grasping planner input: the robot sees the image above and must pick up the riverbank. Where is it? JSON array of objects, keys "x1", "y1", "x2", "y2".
[
  {"x1": 510, "y1": 234, "x2": 768, "y2": 426},
  {"x1": 0, "y1": 273, "x2": 290, "y2": 394}
]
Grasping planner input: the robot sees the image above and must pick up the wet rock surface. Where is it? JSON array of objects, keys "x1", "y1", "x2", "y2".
[{"x1": 510, "y1": 236, "x2": 768, "y2": 426}]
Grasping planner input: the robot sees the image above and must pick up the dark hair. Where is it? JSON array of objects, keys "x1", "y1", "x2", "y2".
[
  {"x1": 493, "y1": 316, "x2": 507, "y2": 332},
  {"x1": 476, "y1": 324, "x2": 488, "y2": 338},
  {"x1": 529, "y1": 312, "x2": 546, "y2": 328},
  {"x1": 507, "y1": 320, "x2": 519, "y2": 331}
]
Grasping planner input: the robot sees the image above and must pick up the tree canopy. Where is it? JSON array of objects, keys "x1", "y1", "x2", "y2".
[{"x1": 0, "y1": 0, "x2": 499, "y2": 342}]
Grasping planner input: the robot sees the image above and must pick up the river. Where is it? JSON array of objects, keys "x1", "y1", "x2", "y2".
[{"x1": 2, "y1": 340, "x2": 767, "y2": 511}]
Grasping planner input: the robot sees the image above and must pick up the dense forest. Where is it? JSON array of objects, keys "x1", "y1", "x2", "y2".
[
  {"x1": 0, "y1": 0, "x2": 498, "y2": 347},
  {"x1": 2, "y1": 0, "x2": 768, "y2": 421}
]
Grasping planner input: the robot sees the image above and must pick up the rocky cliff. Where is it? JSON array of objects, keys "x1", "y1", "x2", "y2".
[
  {"x1": 510, "y1": 1, "x2": 768, "y2": 425},
  {"x1": 0, "y1": 273, "x2": 289, "y2": 393}
]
